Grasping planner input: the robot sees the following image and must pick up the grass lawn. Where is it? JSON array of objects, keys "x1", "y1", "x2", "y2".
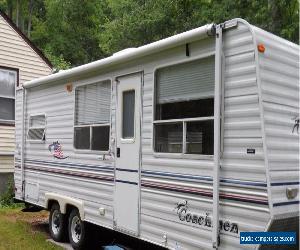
[{"x1": 0, "y1": 207, "x2": 62, "y2": 250}]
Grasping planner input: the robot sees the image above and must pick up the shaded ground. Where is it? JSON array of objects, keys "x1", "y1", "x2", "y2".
[{"x1": 0, "y1": 207, "x2": 165, "y2": 250}]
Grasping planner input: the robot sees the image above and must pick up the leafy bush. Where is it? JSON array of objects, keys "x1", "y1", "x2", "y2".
[{"x1": 0, "y1": 177, "x2": 17, "y2": 208}]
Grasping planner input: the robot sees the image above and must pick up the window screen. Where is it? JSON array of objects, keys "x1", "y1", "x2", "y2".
[
  {"x1": 156, "y1": 98, "x2": 214, "y2": 120},
  {"x1": 186, "y1": 120, "x2": 214, "y2": 154},
  {"x1": 122, "y1": 90, "x2": 135, "y2": 139},
  {"x1": 28, "y1": 129, "x2": 45, "y2": 141},
  {"x1": 74, "y1": 127, "x2": 90, "y2": 149},
  {"x1": 74, "y1": 81, "x2": 111, "y2": 151},
  {"x1": 155, "y1": 123, "x2": 183, "y2": 153},
  {"x1": 28, "y1": 115, "x2": 46, "y2": 141},
  {"x1": 0, "y1": 68, "x2": 17, "y2": 122},
  {"x1": 92, "y1": 126, "x2": 110, "y2": 150}
]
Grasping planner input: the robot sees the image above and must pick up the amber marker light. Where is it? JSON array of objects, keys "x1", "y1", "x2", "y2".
[
  {"x1": 66, "y1": 83, "x2": 73, "y2": 92},
  {"x1": 257, "y1": 44, "x2": 265, "y2": 53}
]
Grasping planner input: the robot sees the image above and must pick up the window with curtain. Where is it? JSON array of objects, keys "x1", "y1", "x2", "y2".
[
  {"x1": 74, "y1": 80, "x2": 111, "y2": 151},
  {"x1": 0, "y1": 68, "x2": 17, "y2": 123},
  {"x1": 154, "y1": 56, "x2": 215, "y2": 155}
]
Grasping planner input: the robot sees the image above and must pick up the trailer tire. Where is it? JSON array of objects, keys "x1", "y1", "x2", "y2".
[
  {"x1": 68, "y1": 208, "x2": 90, "y2": 250},
  {"x1": 49, "y1": 203, "x2": 67, "y2": 242}
]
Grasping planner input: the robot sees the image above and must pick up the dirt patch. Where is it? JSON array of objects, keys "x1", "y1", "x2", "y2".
[
  {"x1": 1, "y1": 208, "x2": 50, "y2": 236},
  {"x1": 21, "y1": 211, "x2": 50, "y2": 236},
  {"x1": 21, "y1": 211, "x2": 48, "y2": 223},
  {"x1": 31, "y1": 221, "x2": 49, "y2": 234}
]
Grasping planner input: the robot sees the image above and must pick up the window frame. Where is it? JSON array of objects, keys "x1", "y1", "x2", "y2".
[
  {"x1": 27, "y1": 113, "x2": 46, "y2": 143},
  {"x1": 152, "y1": 53, "x2": 215, "y2": 159},
  {"x1": 0, "y1": 66, "x2": 19, "y2": 125},
  {"x1": 73, "y1": 78, "x2": 112, "y2": 154}
]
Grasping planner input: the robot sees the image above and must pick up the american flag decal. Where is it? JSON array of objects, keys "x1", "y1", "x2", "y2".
[{"x1": 48, "y1": 141, "x2": 69, "y2": 159}]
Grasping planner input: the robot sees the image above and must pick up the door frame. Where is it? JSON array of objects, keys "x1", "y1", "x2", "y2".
[{"x1": 113, "y1": 71, "x2": 143, "y2": 235}]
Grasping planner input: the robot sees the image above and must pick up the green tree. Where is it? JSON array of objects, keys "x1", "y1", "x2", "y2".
[
  {"x1": 31, "y1": 0, "x2": 109, "y2": 67},
  {"x1": 99, "y1": 0, "x2": 299, "y2": 56},
  {"x1": 1, "y1": 0, "x2": 298, "y2": 67}
]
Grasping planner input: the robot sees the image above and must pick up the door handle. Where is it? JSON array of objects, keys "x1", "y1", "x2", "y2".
[{"x1": 117, "y1": 147, "x2": 120, "y2": 158}]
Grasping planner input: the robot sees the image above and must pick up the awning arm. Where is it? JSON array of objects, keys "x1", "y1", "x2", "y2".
[{"x1": 212, "y1": 23, "x2": 223, "y2": 249}]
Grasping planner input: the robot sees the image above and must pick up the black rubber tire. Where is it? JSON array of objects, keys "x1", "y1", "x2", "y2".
[
  {"x1": 49, "y1": 203, "x2": 67, "y2": 242},
  {"x1": 68, "y1": 208, "x2": 90, "y2": 250}
]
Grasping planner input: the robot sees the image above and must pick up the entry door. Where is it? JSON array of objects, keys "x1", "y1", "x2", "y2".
[{"x1": 114, "y1": 72, "x2": 142, "y2": 235}]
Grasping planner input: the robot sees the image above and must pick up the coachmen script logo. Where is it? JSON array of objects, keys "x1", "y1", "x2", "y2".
[
  {"x1": 48, "y1": 141, "x2": 69, "y2": 159},
  {"x1": 292, "y1": 116, "x2": 299, "y2": 134},
  {"x1": 175, "y1": 200, "x2": 238, "y2": 234}
]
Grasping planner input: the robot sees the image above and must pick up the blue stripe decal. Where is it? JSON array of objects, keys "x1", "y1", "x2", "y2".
[
  {"x1": 116, "y1": 180, "x2": 138, "y2": 185},
  {"x1": 23, "y1": 162, "x2": 113, "y2": 173},
  {"x1": 142, "y1": 170, "x2": 267, "y2": 187},
  {"x1": 271, "y1": 182, "x2": 299, "y2": 186},
  {"x1": 21, "y1": 159, "x2": 114, "y2": 172},
  {"x1": 17, "y1": 164, "x2": 114, "y2": 182},
  {"x1": 273, "y1": 200, "x2": 300, "y2": 207},
  {"x1": 142, "y1": 170, "x2": 213, "y2": 181},
  {"x1": 16, "y1": 158, "x2": 113, "y2": 169},
  {"x1": 16, "y1": 159, "x2": 296, "y2": 187},
  {"x1": 116, "y1": 168, "x2": 138, "y2": 173},
  {"x1": 220, "y1": 179, "x2": 267, "y2": 187},
  {"x1": 141, "y1": 183, "x2": 269, "y2": 205}
]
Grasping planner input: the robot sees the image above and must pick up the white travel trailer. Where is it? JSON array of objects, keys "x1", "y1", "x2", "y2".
[{"x1": 14, "y1": 18, "x2": 299, "y2": 250}]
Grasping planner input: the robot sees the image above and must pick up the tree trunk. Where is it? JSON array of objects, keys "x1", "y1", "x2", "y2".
[
  {"x1": 19, "y1": 0, "x2": 24, "y2": 32},
  {"x1": 7, "y1": 0, "x2": 13, "y2": 19},
  {"x1": 16, "y1": 0, "x2": 20, "y2": 27},
  {"x1": 268, "y1": 0, "x2": 281, "y2": 33},
  {"x1": 27, "y1": 0, "x2": 33, "y2": 37}
]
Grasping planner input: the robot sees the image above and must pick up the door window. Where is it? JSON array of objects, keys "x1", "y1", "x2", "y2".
[{"x1": 122, "y1": 90, "x2": 135, "y2": 139}]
